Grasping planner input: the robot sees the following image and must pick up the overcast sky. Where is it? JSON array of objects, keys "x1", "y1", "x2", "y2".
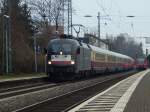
[{"x1": 72, "y1": 0, "x2": 150, "y2": 38}]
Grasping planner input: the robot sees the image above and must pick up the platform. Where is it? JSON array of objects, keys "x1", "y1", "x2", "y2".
[
  {"x1": 69, "y1": 69, "x2": 150, "y2": 112},
  {"x1": 0, "y1": 73, "x2": 47, "y2": 83}
]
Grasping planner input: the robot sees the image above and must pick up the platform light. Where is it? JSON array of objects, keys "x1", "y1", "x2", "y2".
[
  {"x1": 48, "y1": 61, "x2": 52, "y2": 65},
  {"x1": 71, "y1": 61, "x2": 75, "y2": 65}
]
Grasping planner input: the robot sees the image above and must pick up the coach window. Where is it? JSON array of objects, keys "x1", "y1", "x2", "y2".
[
  {"x1": 116, "y1": 57, "x2": 120, "y2": 63},
  {"x1": 120, "y1": 58, "x2": 122, "y2": 63},
  {"x1": 95, "y1": 53, "x2": 105, "y2": 62},
  {"x1": 108, "y1": 55, "x2": 112, "y2": 62},
  {"x1": 112, "y1": 56, "x2": 116, "y2": 62}
]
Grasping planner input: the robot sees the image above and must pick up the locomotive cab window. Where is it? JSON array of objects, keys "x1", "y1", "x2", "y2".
[
  {"x1": 48, "y1": 41, "x2": 73, "y2": 55},
  {"x1": 76, "y1": 47, "x2": 80, "y2": 54}
]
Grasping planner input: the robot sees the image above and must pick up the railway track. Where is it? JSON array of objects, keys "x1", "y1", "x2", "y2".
[
  {"x1": 12, "y1": 70, "x2": 137, "y2": 112},
  {"x1": 0, "y1": 83, "x2": 57, "y2": 99},
  {"x1": 0, "y1": 76, "x2": 95, "y2": 100},
  {"x1": 0, "y1": 77, "x2": 81, "y2": 100},
  {"x1": 0, "y1": 76, "x2": 48, "y2": 90},
  {"x1": 0, "y1": 82, "x2": 49, "y2": 93}
]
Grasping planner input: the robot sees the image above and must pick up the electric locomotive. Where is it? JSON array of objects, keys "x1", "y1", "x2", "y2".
[
  {"x1": 46, "y1": 34, "x2": 134, "y2": 80},
  {"x1": 46, "y1": 35, "x2": 84, "y2": 79}
]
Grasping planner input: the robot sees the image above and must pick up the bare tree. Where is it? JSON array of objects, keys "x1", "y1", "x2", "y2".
[
  {"x1": 108, "y1": 34, "x2": 144, "y2": 58},
  {"x1": 0, "y1": 0, "x2": 6, "y2": 14},
  {"x1": 30, "y1": 0, "x2": 50, "y2": 23},
  {"x1": 0, "y1": 0, "x2": 4, "y2": 8},
  {"x1": 52, "y1": 0, "x2": 64, "y2": 30},
  {"x1": 29, "y1": 0, "x2": 65, "y2": 30},
  {"x1": 0, "y1": 1, "x2": 3, "y2": 10}
]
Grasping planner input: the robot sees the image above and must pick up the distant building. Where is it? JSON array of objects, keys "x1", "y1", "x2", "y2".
[
  {"x1": 143, "y1": 37, "x2": 150, "y2": 55},
  {"x1": 136, "y1": 36, "x2": 150, "y2": 56}
]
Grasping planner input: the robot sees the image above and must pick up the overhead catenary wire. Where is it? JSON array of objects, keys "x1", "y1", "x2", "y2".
[{"x1": 96, "y1": 0, "x2": 126, "y2": 35}]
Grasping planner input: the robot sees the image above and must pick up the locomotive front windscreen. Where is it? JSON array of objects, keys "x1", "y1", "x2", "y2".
[{"x1": 48, "y1": 41, "x2": 73, "y2": 54}]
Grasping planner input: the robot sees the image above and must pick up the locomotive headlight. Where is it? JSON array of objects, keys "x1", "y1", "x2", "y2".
[
  {"x1": 48, "y1": 61, "x2": 52, "y2": 65},
  {"x1": 71, "y1": 61, "x2": 75, "y2": 65},
  {"x1": 60, "y1": 52, "x2": 63, "y2": 55}
]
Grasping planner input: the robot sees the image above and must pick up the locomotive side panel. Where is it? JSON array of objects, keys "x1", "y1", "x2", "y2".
[
  {"x1": 82, "y1": 45, "x2": 91, "y2": 71},
  {"x1": 76, "y1": 46, "x2": 84, "y2": 72}
]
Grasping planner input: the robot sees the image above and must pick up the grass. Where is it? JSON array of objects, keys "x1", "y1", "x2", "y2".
[{"x1": 0, "y1": 73, "x2": 46, "y2": 80}]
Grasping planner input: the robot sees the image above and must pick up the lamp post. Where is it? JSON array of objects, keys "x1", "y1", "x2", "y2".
[
  {"x1": 33, "y1": 31, "x2": 42, "y2": 73},
  {"x1": 126, "y1": 16, "x2": 135, "y2": 18},
  {"x1": 126, "y1": 15, "x2": 135, "y2": 36},
  {"x1": 2, "y1": 15, "x2": 12, "y2": 74},
  {"x1": 127, "y1": 15, "x2": 137, "y2": 58},
  {"x1": 84, "y1": 13, "x2": 101, "y2": 39},
  {"x1": 84, "y1": 12, "x2": 110, "y2": 47},
  {"x1": 85, "y1": 12, "x2": 101, "y2": 39},
  {"x1": 84, "y1": 15, "x2": 92, "y2": 33},
  {"x1": 97, "y1": 12, "x2": 101, "y2": 39}
]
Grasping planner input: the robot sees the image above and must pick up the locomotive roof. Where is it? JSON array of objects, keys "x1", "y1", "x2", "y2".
[{"x1": 48, "y1": 38, "x2": 79, "y2": 45}]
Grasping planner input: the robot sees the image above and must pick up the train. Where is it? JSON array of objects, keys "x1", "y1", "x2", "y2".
[
  {"x1": 46, "y1": 34, "x2": 134, "y2": 80},
  {"x1": 135, "y1": 58, "x2": 148, "y2": 70}
]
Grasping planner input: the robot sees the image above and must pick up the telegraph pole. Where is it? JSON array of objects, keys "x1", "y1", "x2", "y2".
[
  {"x1": 67, "y1": 0, "x2": 69, "y2": 35},
  {"x1": 70, "y1": 0, "x2": 73, "y2": 35},
  {"x1": 97, "y1": 12, "x2": 100, "y2": 39},
  {"x1": 97, "y1": 12, "x2": 101, "y2": 47},
  {"x1": 62, "y1": 0, "x2": 65, "y2": 29},
  {"x1": 67, "y1": 0, "x2": 73, "y2": 35}
]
